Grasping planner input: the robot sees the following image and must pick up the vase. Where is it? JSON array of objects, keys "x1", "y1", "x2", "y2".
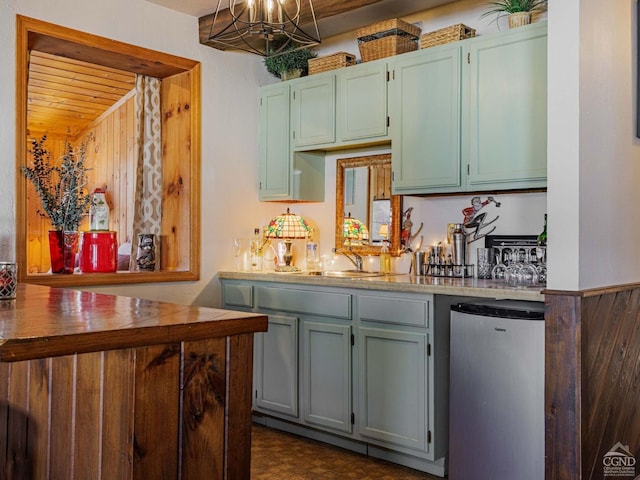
[
  {"x1": 508, "y1": 12, "x2": 532, "y2": 29},
  {"x1": 281, "y1": 69, "x2": 303, "y2": 81},
  {"x1": 49, "y1": 230, "x2": 79, "y2": 274},
  {"x1": 136, "y1": 233, "x2": 156, "y2": 271}
]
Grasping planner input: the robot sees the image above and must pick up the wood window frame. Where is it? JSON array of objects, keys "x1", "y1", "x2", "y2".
[{"x1": 16, "y1": 15, "x2": 201, "y2": 287}]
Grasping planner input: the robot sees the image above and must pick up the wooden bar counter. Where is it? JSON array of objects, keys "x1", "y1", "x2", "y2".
[{"x1": 0, "y1": 284, "x2": 267, "y2": 480}]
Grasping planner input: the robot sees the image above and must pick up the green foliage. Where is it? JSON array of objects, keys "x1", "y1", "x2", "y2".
[
  {"x1": 22, "y1": 135, "x2": 92, "y2": 231},
  {"x1": 481, "y1": 0, "x2": 547, "y2": 18},
  {"x1": 264, "y1": 43, "x2": 317, "y2": 79}
]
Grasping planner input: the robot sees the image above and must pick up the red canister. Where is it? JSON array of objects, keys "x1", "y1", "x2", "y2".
[{"x1": 80, "y1": 231, "x2": 118, "y2": 273}]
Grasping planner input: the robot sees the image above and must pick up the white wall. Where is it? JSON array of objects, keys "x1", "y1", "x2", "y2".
[{"x1": 547, "y1": 0, "x2": 640, "y2": 290}]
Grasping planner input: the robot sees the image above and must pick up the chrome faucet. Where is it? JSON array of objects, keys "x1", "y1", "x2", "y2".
[{"x1": 334, "y1": 247, "x2": 363, "y2": 271}]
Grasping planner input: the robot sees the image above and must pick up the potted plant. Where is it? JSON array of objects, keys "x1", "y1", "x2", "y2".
[
  {"x1": 22, "y1": 135, "x2": 92, "y2": 273},
  {"x1": 264, "y1": 42, "x2": 317, "y2": 81},
  {"x1": 481, "y1": 0, "x2": 547, "y2": 29}
]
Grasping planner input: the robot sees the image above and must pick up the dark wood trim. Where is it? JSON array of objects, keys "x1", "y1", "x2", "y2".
[{"x1": 545, "y1": 286, "x2": 640, "y2": 479}]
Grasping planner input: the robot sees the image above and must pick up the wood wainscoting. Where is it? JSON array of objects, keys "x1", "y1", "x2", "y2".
[{"x1": 546, "y1": 284, "x2": 640, "y2": 479}]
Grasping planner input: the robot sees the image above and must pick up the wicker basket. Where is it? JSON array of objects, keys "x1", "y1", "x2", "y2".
[
  {"x1": 420, "y1": 24, "x2": 476, "y2": 49},
  {"x1": 308, "y1": 52, "x2": 357, "y2": 75},
  {"x1": 357, "y1": 18, "x2": 421, "y2": 62}
]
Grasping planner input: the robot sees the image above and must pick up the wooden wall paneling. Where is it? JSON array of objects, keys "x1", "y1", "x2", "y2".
[
  {"x1": 7, "y1": 361, "x2": 29, "y2": 478},
  {"x1": 161, "y1": 71, "x2": 192, "y2": 272},
  {"x1": 28, "y1": 358, "x2": 51, "y2": 480},
  {"x1": 224, "y1": 333, "x2": 255, "y2": 480},
  {"x1": 74, "y1": 352, "x2": 104, "y2": 478},
  {"x1": 0, "y1": 363, "x2": 10, "y2": 474},
  {"x1": 132, "y1": 344, "x2": 181, "y2": 479},
  {"x1": 102, "y1": 348, "x2": 135, "y2": 479},
  {"x1": 181, "y1": 338, "x2": 226, "y2": 479},
  {"x1": 49, "y1": 355, "x2": 75, "y2": 479},
  {"x1": 583, "y1": 289, "x2": 640, "y2": 479},
  {"x1": 545, "y1": 293, "x2": 582, "y2": 480}
]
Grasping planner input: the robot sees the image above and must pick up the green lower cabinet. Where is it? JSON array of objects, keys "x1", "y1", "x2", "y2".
[
  {"x1": 358, "y1": 327, "x2": 429, "y2": 452},
  {"x1": 254, "y1": 313, "x2": 299, "y2": 418},
  {"x1": 302, "y1": 320, "x2": 352, "y2": 433},
  {"x1": 220, "y1": 279, "x2": 448, "y2": 476}
]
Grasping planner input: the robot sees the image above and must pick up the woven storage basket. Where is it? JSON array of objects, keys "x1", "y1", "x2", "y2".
[
  {"x1": 420, "y1": 23, "x2": 476, "y2": 49},
  {"x1": 308, "y1": 52, "x2": 357, "y2": 75},
  {"x1": 356, "y1": 18, "x2": 421, "y2": 62}
]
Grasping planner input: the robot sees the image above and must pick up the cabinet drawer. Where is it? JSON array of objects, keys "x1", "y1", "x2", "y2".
[
  {"x1": 222, "y1": 283, "x2": 254, "y2": 308},
  {"x1": 257, "y1": 286, "x2": 351, "y2": 319},
  {"x1": 358, "y1": 295, "x2": 429, "y2": 327}
]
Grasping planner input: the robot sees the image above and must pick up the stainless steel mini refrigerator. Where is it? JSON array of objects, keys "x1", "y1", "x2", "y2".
[{"x1": 449, "y1": 300, "x2": 544, "y2": 480}]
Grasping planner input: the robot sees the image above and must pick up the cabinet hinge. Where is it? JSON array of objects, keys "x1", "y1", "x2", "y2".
[
  {"x1": 351, "y1": 412, "x2": 355, "y2": 425},
  {"x1": 427, "y1": 430, "x2": 432, "y2": 444},
  {"x1": 467, "y1": 52, "x2": 471, "y2": 64},
  {"x1": 351, "y1": 333, "x2": 355, "y2": 346},
  {"x1": 427, "y1": 343, "x2": 431, "y2": 356}
]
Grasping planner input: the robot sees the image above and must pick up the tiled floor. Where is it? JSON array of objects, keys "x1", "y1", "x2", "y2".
[{"x1": 251, "y1": 424, "x2": 442, "y2": 480}]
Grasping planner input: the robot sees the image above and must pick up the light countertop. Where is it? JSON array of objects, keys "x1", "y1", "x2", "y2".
[{"x1": 218, "y1": 270, "x2": 545, "y2": 302}]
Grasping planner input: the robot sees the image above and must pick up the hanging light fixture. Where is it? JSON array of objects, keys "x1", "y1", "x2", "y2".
[{"x1": 206, "y1": 0, "x2": 320, "y2": 57}]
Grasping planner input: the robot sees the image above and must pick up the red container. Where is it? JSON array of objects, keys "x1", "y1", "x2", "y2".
[{"x1": 80, "y1": 231, "x2": 118, "y2": 273}]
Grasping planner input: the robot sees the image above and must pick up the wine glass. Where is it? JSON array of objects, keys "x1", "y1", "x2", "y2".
[
  {"x1": 491, "y1": 253, "x2": 507, "y2": 281},
  {"x1": 233, "y1": 238, "x2": 246, "y2": 271}
]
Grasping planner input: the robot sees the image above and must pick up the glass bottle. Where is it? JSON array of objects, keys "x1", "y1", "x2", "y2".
[
  {"x1": 537, "y1": 214, "x2": 547, "y2": 246},
  {"x1": 90, "y1": 188, "x2": 110, "y2": 231},
  {"x1": 379, "y1": 240, "x2": 391, "y2": 274},
  {"x1": 251, "y1": 227, "x2": 263, "y2": 271}
]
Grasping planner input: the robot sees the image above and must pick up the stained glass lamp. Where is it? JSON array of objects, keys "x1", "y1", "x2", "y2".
[
  {"x1": 265, "y1": 208, "x2": 311, "y2": 271},
  {"x1": 343, "y1": 213, "x2": 369, "y2": 246}
]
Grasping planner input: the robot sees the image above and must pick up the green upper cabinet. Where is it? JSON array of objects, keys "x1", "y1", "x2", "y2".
[
  {"x1": 291, "y1": 73, "x2": 336, "y2": 147},
  {"x1": 389, "y1": 45, "x2": 463, "y2": 194},
  {"x1": 259, "y1": 83, "x2": 325, "y2": 202},
  {"x1": 464, "y1": 22, "x2": 547, "y2": 190},
  {"x1": 258, "y1": 83, "x2": 290, "y2": 201},
  {"x1": 338, "y1": 61, "x2": 389, "y2": 142}
]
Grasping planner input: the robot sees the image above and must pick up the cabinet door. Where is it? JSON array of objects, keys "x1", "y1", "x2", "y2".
[
  {"x1": 338, "y1": 62, "x2": 388, "y2": 141},
  {"x1": 258, "y1": 84, "x2": 291, "y2": 201},
  {"x1": 465, "y1": 23, "x2": 547, "y2": 189},
  {"x1": 358, "y1": 327, "x2": 429, "y2": 453},
  {"x1": 254, "y1": 313, "x2": 299, "y2": 417},
  {"x1": 291, "y1": 75, "x2": 336, "y2": 147},
  {"x1": 302, "y1": 321, "x2": 352, "y2": 433},
  {"x1": 390, "y1": 46, "x2": 462, "y2": 194}
]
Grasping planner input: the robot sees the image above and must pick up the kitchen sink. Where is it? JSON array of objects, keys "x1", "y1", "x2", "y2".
[{"x1": 305, "y1": 270, "x2": 391, "y2": 278}]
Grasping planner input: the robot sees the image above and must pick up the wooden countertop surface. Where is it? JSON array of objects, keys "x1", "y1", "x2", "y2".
[{"x1": 0, "y1": 284, "x2": 267, "y2": 362}]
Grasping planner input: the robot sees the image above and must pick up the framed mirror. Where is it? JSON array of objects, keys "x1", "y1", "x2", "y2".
[{"x1": 335, "y1": 154, "x2": 401, "y2": 256}]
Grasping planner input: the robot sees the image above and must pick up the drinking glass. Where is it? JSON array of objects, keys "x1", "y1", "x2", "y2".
[
  {"x1": 233, "y1": 238, "x2": 248, "y2": 271},
  {"x1": 476, "y1": 247, "x2": 495, "y2": 279}
]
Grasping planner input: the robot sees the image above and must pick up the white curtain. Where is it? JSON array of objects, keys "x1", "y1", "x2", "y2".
[{"x1": 130, "y1": 74, "x2": 162, "y2": 270}]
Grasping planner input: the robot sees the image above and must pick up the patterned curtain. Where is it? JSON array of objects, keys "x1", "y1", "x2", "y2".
[{"x1": 130, "y1": 74, "x2": 162, "y2": 270}]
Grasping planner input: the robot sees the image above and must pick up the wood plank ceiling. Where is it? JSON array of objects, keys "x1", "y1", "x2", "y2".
[{"x1": 27, "y1": 50, "x2": 136, "y2": 138}]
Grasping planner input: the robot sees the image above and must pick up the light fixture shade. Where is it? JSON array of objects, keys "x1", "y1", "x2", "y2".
[
  {"x1": 343, "y1": 214, "x2": 369, "y2": 244},
  {"x1": 378, "y1": 223, "x2": 389, "y2": 239},
  {"x1": 265, "y1": 208, "x2": 311, "y2": 239},
  {"x1": 206, "y1": 0, "x2": 320, "y2": 57}
]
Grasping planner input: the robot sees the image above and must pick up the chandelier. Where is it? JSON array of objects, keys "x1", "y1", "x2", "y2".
[{"x1": 206, "y1": 0, "x2": 321, "y2": 57}]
